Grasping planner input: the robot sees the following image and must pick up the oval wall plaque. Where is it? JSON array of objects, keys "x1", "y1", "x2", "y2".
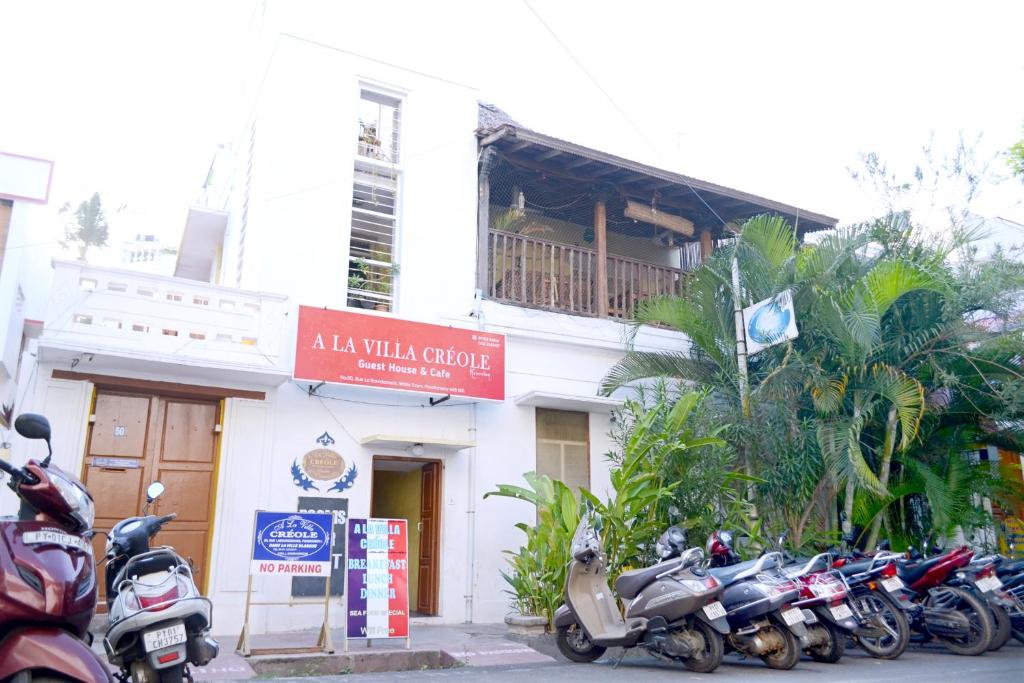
[{"x1": 302, "y1": 448, "x2": 346, "y2": 481}]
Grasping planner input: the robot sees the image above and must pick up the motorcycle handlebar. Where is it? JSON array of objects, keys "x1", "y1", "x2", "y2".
[{"x1": 0, "y1": 460, "x2": 39, "y2": 485}]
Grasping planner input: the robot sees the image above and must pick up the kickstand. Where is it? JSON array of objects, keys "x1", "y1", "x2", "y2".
[
  {"x1": 612, "y1": 649, "x2": 626, "y2": 668},
  {"x1": 184, "y1": 667, "x2": 195, "y2": 683}
]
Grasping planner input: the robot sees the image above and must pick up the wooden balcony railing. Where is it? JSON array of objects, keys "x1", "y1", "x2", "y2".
[{"x1": 487, "y1": 230, "x2": 687, "y2": 320}]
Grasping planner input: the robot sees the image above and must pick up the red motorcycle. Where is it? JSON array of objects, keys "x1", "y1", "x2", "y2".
[
  {"x1": 0, "y1": 413, "x2": 112, "y2": 682},
  {"x1": 836, "y1": 545, "x2": 994, "y2": 655}
]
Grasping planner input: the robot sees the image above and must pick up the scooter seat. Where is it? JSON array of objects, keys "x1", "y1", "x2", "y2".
[
  {"x1": 113, "y1": 549, "x2": 182, "y2": 587},
  {"x1": 708, "y1": 559, "x2": 760, "y2": 587},
  {"x1": 835, "y1": 559, "x2": 873, "y2": 576},
  {"x1": 896, "y1": 555, "x2": 945, "y2": 586},
  {"x1": 615, "y1": 559, "x2": 681, "y2": 600},
  {"x1": 996, "y1": 558, "x2": 1024, "y2": 579}
]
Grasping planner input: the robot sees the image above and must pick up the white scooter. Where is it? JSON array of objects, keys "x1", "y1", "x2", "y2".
[{"x1": 103, "y1": 482, "x2": 219, "y2": 683}]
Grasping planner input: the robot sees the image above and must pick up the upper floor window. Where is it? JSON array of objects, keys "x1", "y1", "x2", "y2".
[
  {"x1": 357, "y1": 90, "x2": 401, "y2": 164},
  {"x1": 349, "y1": 88, "x2": 403, "y2": 312}
]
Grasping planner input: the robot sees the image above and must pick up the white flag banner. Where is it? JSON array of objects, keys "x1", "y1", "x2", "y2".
[{"x1": 742, "y1": 289, "x2": 798, "y2": 355}]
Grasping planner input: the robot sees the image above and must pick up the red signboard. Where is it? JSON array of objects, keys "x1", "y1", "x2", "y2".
[{"x1": 294, "y1": 306, "x2": 505, "y2": 401}]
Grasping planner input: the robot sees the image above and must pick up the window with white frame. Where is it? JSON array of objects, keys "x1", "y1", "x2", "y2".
[
  {"x1": 536, "y1": 408, "x2": 590, "y2": 493},
  {"x1": 348, "y1": 89, "x2": 402, "y2": 312}
]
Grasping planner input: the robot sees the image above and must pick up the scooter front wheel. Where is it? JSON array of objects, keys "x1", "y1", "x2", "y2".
[{"x1": 556, "y1": 623, "x2": 606, "y2": 663}]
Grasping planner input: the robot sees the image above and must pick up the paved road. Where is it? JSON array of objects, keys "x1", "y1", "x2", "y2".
[{"x1": 278, "y1": 645, "x2": 1023, "y2": 682}]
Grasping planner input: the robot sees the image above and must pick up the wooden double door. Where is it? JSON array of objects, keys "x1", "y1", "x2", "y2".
[{"x1": 83, "y1": 391, "x2": 220, "y2": 605}]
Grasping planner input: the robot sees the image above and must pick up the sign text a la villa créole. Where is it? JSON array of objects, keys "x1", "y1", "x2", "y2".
[{"x1": 294, "y1": 306, "x2": 505, "y2": 401}]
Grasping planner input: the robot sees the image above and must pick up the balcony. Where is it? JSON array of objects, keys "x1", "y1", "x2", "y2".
[
  {"x1": 475, "y1": 106, "x2": 837, "y2": 322},
  {"x1": 487, "y1": 228, "x2": 696, "y2": 319},
  {"x1": 38, "y1": 260, "x2": 290, "y2": 386}
]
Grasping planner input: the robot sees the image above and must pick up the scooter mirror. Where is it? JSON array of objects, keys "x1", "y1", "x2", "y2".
[
  {"x1": 146, "y1": 481, "x2": 165, "y2": 503},
  {"x1": 14, "y1": 413, "x2": 51, "y2": 441}
]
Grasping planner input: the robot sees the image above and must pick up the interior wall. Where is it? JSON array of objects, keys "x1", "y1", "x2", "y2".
[{"x1": 371, "y1": 467, "x2": 423, "y2": 605}]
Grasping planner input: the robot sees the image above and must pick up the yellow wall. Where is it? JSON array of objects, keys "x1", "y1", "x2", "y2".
[{"x1": 372, "y1": 468, "x2": 422, "y2": 606}]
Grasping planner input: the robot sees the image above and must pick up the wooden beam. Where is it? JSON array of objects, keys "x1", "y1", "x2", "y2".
[
  {"x1": 478, "y1": 127, "x2": 511, "y2": 147},
  {"x1": 51, "y1": 370, "x2": 266, "y2": 400},
  {"x1": 700, "y1": 229, "x2": 714, "y2": 263},
  {"x1": 564, "y1": 157, "x2": 594, "y2": 169},
  {"x1": 624, "y1": 200, "x2": 694, "y2": 236},
  {"x1": 534, "y1": 149, "x2": 563, "y2": 162},
  {"x1": 505, "y1": 140, "x2": 533, "y2": 153},
  {"x1": 595, "y1": 200, "x2": 608, "y2": 317}
]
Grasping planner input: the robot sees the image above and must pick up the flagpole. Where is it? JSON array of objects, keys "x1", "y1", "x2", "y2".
[{"x1": 731, "y1": 256, "x2": 751, "y2": 419}]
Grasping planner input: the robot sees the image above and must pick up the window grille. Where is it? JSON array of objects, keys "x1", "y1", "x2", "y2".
[{"x1": 348, "y1": 89, "x2": 402, "y2": 312}]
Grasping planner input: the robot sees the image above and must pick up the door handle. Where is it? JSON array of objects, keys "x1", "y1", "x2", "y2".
[{"x1": 417, "y1": 522, "x2": 423, "y2": 532}]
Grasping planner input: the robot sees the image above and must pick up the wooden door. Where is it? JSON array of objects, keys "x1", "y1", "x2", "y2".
[
  {"x1": 149, "y1": 399, "x2": 219, "y2": 590},
  {"x1": 83, "y1": 392, "x2": 219, "y2": 606},
  {"x1": 416, "y1": 461, "x2": 441, "y2": 615}
]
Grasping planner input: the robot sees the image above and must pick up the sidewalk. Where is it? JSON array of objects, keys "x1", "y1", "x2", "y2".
[{"x1": 92, "y1": 622, "x2": 555, "y2": 680}]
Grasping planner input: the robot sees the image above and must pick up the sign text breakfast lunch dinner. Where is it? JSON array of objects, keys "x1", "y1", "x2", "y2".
[{"x1": 294, "y1": 306, "x2": 506, "y2": 401}]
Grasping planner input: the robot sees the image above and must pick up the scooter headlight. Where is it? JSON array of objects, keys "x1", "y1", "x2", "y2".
[{"x1": 51, "y1": 470, "x2": 95, "y2": 531}]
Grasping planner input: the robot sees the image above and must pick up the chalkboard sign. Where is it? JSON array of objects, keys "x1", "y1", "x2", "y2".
[{"x1": 291, "y1": 497, "x2": 349, "y2": 597}]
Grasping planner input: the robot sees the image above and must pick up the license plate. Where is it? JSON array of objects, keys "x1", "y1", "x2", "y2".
[
  {"x1": 976, "y1": 576, "x2": 1002, "y2": 592},
  {"x1": 830, "y1": 603, "x2": 854, "y2": 620},
  {"x1": 782, "y1": 608, "x2": 805, "y2": 626},
  {"x1": 143, "y1": 623, "x2": 186, "y2": 652},
  {"x1": 22, "y1": 530, "x2": 89, "y2": 553},
  {"x1": 702, "y1": 601, "x2": 727, "y2": 620},
  {"x1": 880, "y1": 577, "x2": 904, "y2": 592}
]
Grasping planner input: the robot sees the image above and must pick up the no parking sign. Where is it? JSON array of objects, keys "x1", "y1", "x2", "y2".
[{"x1": 250, "y1": 511, "x2": 333, "y2": 577}]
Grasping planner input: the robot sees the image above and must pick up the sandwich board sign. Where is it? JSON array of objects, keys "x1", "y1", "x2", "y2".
[
  {"x1": 236, "y1": 510, "x2": 336, "y2": 656},
  {"x1": 345, "y1": 518, "x2": 410, "y2": 648}
]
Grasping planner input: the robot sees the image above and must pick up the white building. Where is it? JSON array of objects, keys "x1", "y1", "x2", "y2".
[
  {"x1": 14, "y1": 8, "x2": 835, "y2": 637},
  {"x1": 0, "y1": 150, "x2": 54, "y2": 458},
  {"x1": 118, "y1": 233, "x2": 176, "y2": 276}
]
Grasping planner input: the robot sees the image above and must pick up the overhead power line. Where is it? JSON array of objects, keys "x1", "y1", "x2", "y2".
[{"x1": 520, "y1": 0, "x2": 727, "y2": 228}]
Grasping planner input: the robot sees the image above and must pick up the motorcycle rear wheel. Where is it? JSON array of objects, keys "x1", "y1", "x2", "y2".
[
  {"x1": 926, "y1": 586, "x2": 993, "y2": 656},
  {"x1": 852, "y1": 592, "x2": 910, "y2": 659},
  {"x1": 556, "y1": 623, "x2": 606, "y2": 663},
  {"x1": 986, "y1": 603, "x2": 1011, "y2": 651},
  {"x1": 681, "y1": 620, "x2": 723, "y2": 673},
  {"x1": 759, "y1": 623, "x2": 800, "y2": 670},
  {"x1": 11, "y1": 674, "x2": 69, "y2": 683},
  {"x1": 807, "y1": 621, "x2": 845, "y2": 663}
]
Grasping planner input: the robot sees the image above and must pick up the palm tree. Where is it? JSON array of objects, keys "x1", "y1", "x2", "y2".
[{"x1": 601, "y1": 214, "x2": 939, "y2": 543}]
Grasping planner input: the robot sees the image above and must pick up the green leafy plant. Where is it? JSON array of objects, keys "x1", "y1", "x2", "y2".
[{"x1": 485, "y1": 391, "x2": 725, "y2": 627}]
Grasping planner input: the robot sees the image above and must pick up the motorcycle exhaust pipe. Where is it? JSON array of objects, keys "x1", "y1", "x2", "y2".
[
  {"x1": 730, "y1": 628, "x2": 785, "y2": 656},
  {"x1": 187, "y1": 634, "x2": 220, "y2": 666}
]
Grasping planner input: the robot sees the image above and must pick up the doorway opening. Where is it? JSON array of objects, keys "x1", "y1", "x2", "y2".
[{"x1": 371, "y1": 456, "x2": 441, "y2": 617}]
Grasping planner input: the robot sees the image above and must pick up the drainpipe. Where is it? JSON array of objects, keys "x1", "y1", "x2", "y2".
[{"x1": 464, "y1": 401, "x2": 477, "y2": 623}]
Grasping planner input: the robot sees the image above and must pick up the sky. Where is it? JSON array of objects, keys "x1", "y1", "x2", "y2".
[{"x1": 1, "y1": 0, "x2": 1022, "y2": 267}]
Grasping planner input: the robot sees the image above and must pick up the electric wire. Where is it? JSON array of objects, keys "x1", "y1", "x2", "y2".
[{"x1": 521, "y1": 0, "x2": 727, "y2": 228}]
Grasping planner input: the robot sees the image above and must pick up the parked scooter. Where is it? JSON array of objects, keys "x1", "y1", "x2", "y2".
[
  {"x1": 779, "y1": 553, "x2": 861, "y2": 662},
  {"x1": 703, "y1": 532, "x2": 809, "y2": 670},
  {"x1": 0, "y1": 413, "x2": 113, "y2": 682},
  {"x1": 554, "y1": 518, "x2": 731, "y2": 673},
  {"x1": 103, "y1": 481, "x2": 219, "y2": 683}
]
